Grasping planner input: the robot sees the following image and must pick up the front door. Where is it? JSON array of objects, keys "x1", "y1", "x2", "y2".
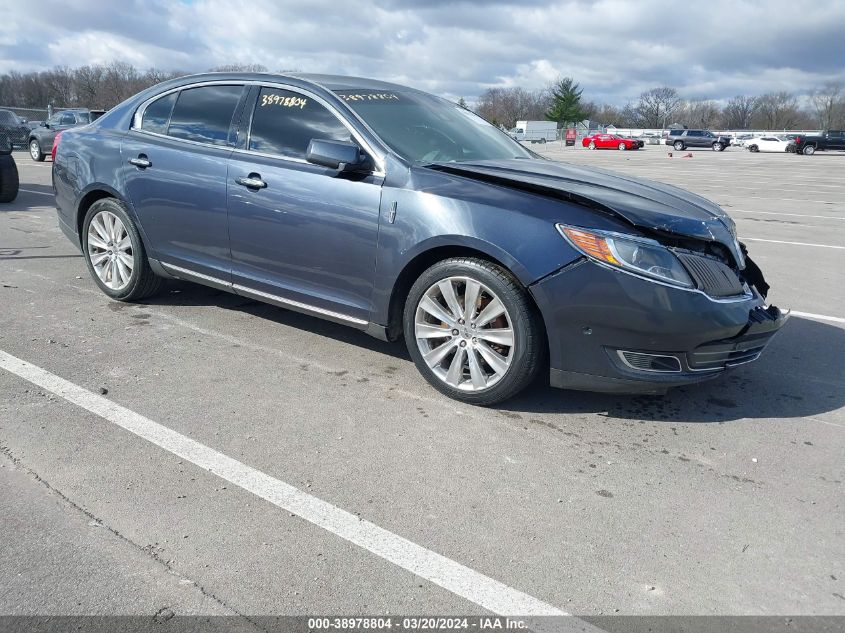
[{"x1": 226, "y1": 85, "x2": 383, "y2": 323}]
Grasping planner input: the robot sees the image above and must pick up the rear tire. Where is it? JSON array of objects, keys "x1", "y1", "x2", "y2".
[
  {"x1": 0, "y1": 155, "x2": 19, "y2": 203},
  {"x1": 803, "y1": 144, "x2": 816, "y2": 156},
  {"x1": 29, "y1": 139, "x2": 44, "y2": 162},
  {"x1": 403, "y1": 257, "x2": 544, "y2": 406},
  {"x1": 673, "y1": 141, "x2": 684, "y2": 151},
  {"x1": 588, "y1": 141, "x2": 596, "y2": 150},
  {"x1": 82, "y1": 198, "x2": 163, "y2": 301}
]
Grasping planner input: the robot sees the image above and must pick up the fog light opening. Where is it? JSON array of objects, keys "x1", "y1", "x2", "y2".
[{"x1": 617, "y1": 351, "x2": 683, "y2": 373}]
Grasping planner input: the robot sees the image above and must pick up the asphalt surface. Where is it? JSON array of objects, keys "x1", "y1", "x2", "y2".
[{"x1": 0, "y1": 144, "x2": 843, "y2": 624}]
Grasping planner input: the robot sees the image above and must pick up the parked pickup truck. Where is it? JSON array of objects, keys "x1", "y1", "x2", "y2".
[{"x1": 794, "y1": 130, "x2": 845, "y2": 155}]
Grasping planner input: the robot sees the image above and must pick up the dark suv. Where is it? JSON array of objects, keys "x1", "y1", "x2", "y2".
[
  {"x1": 666, "y1": 129, "x2": 731, "y2": 152},
  {"x1": 28, "y1": 108, "x2": 92, "y2": 161},
  {"x1": 0, "y1": 109, "x2": 30, "y2": 147}
]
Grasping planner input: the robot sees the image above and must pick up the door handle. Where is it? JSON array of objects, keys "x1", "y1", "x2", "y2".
[
  {"x1": 129, "y1": 156, "x2": 151, "y2": 168},
  {"x1": 235, "y1": 175, "x2": 267, "y2": 189}
]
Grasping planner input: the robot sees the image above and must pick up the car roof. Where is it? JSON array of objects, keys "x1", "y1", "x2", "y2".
[
  {"x1": 157, "y1": 72, "x2": 412, "y2": 93},
  {"x1": 289, "y1": 73, "x2": 409, "y2": 92}
]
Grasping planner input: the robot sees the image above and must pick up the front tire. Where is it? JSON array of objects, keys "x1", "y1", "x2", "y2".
[
  {"x1": 618, "y1": 142, "x2": 627, "y2": 150},
  {"x1": 82, "y1": 198, "x2": 163, "y2": 301},
  {"x1": 403, "y1": 258, "x2": 544, "y2": 406},
  {"x1": 712, "y1": 142, "x2": 724, "y2": 151},
  {"x1": 29, "y1": 139, "x2": 44, "y2": 162},
  {"x1": 673, "y1": 141, "x2": 684, "y2": 151}
]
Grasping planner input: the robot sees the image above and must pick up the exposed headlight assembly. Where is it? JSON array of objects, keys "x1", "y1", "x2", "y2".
[{"x1": 557, "y1": 224, "x2": 693, "y2": 288}]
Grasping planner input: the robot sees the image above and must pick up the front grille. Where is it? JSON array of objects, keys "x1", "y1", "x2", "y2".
[
  {"x1": 688, "y1": 331, "x2": 773, "y2": 370},
  {"x1": 676, "y1": 252, "x2": 745, "y2": 298}
]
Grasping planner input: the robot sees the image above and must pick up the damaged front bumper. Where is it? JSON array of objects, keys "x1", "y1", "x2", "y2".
[{"x1": 530, "y1": 258, "x2": 788, "y2": 395}]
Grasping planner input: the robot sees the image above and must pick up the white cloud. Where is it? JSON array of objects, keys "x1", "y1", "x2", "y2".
[{"x1": 2, "y1": 0, "x2": 844, "y2": 103}]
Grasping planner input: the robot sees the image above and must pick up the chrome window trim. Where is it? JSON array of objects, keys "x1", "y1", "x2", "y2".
[
  {"x1": 132, "y1": 80, "x2": 247, "y2": 138},
  {"x1": 160, "y1": 262, "x2": 368, "y2": 326},
  {"x1": 131, "y1": 79, "x2": 386, "y2": 177}
]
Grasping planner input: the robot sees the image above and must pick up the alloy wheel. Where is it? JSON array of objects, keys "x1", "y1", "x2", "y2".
[
  {"x1": 87, "y1": 210, "x2": 134, "y2": 291},
  {"x1": 414, "y1": 276, "x2": 515, "y2": 392},
  {"x1": 29, "y1": 140, "x2": 40, "y2": 160}
]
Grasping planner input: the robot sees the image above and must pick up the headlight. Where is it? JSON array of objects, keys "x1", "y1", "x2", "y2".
[{"x1": 557, "y1": 224, "x2": 693, "y2": 288}]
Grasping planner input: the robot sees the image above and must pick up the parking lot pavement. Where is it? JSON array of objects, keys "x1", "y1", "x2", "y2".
[{"x1": 1, "y1": 148, "x2": 843, "y2": 621}]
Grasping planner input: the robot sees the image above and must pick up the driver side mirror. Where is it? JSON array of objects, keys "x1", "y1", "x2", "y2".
[
  {"x1": 306, "y1": 139, "x2": 367, "y2": 171},
  {"x1": 42, "y1": 121, "x2": 50, "y2": 129}
]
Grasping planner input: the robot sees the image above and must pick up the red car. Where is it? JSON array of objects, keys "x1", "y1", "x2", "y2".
[{"x1": 582, "y1": 134, "x2": 643, "y2": 150}]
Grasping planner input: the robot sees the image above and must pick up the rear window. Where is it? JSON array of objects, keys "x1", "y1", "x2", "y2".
[
  {"x1": 141, "y1": 92, "x2": 177, "y2": 135},
  {"x1": 0, "y1": 110, "x2": 16, "y2": 124},
  {"x1": 167, "y1": 85, "x2": 244, "y2": 146}
]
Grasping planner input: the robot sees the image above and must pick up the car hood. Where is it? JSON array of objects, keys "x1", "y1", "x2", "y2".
[{"x1": 426, "y1": 158, "x2": 744, "y2": 266}]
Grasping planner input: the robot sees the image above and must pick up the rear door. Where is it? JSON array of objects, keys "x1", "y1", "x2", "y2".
[
  {"x1": 827, "y1": 130, "x2": 845, "y2": 150},
  {"x1": 225, "y1": 85, "x2": 384, "y2": 323},
  {"x1": 686, "y1": 130, "x2": 705, "y2": 147},
  {"x1": 121, "y1": 83, "x2": 248, "y2": 281}
]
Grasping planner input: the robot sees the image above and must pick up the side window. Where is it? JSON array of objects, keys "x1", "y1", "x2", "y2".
[
  {"x1": 141, "y1": 92, "x2": 177, "y2": 135},
  {"x1": 60, "y1": 113, "x2": 75, "y2": 125},
  {"x1": 167, "y1": 85, "x2": 244, "y2": 146},
  {"x1": 248, "y1": 87, "x2": 351, "y2": 159},
  {"x1": 687, "y1": 130, "x2": 702, "y2": 137}
]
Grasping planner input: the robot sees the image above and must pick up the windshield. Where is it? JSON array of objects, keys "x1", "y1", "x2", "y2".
[{"x1": 334, "y1": 89, "x2": 533, "y2": 163}]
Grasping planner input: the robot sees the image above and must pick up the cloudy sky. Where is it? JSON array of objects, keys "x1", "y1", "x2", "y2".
[{"x1": 1, "y1": 0, "x2": 843, "y2": 105}]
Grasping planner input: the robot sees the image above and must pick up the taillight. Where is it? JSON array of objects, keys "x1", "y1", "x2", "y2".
[
  {"x1": 794, "y1": 136, "x2": 801, "y2": 144},
  {"x1": 51, "y1": 131, "x2": 64, "y2": 161}
]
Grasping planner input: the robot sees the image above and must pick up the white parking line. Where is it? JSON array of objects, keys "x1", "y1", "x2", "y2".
[
  {"x1": 741, "y1": 237, "x2": 845, "y2": 250},
  {"x1": 0, "y1": 349, "x2": 586, "y2": 626},
  {"x1": 18, "y1": 188, "x2": 53, "y2": 196},
  {"x1": 791, "y1": 311, "x2": 845, "y2": 325}
]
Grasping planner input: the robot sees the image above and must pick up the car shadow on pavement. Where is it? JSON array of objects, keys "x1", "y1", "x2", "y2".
[
  {"x1": 140, "y1": 283, "x2": 842, "y2": 423},
  {"x1": 503, "y1": 316, "x2": 844, "y2": 423},
  {"x1": 142, "y1": 280, "x2": 412, "y2": 361}
]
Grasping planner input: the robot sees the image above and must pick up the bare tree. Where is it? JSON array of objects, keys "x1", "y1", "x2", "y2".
[
  {"x1": 634, "y1": 87, "x2": 682, "y2": 128},
  {"x1": 811, "y1": 81, "x2": 844, "y2": 129},
  {"x1": 720, "y1": 95, "x2": 758, "y2": 129},
  {"x1": 753, "y1": 91, "x2": 802, "y2": 129},
  {"x1": 474, "y1": 87, "x2": 550, "y2": 128},
  {"x1": 676, "y1": 99, "x2": 720, "y2": 129}
]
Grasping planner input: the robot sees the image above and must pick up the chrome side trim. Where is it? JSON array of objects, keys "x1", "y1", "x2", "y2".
[
  {"x1": 160, "y1": 262, "x2": 368, "y2": 327},
  {"x1": 233, "y1": 284, "x2": 368, "y2": 326},
  {"x1": 161, "y1": 262, "x2": 230, "y2": 286}
]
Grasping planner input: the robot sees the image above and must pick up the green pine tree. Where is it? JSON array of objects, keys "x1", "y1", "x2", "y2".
[{"x1": 545, "y1": 77, "x2": 586, "y2": 128}]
